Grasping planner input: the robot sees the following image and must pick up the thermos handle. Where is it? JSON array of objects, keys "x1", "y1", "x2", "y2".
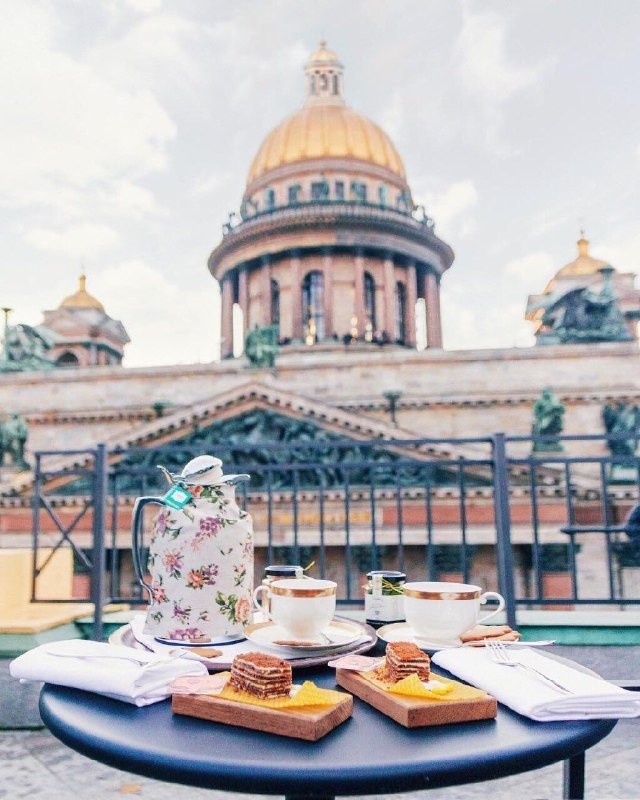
[{"x1": 131, "y1": 496, "x2": 165, "y2": 601}]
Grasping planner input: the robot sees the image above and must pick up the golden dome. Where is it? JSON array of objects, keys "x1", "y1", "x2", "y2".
[
  {"x1": 59, "y1": 274, "x2": 105, "y2": 312},
  {"x1": 246, "y1": 42, "x2": 407, "y2": 186},
  {"x1": 556, "y1": 235, "x2": 609, "y2": 278},
  {"x1": 247, "y1": 105, "x2": 406, "y2": 185}
]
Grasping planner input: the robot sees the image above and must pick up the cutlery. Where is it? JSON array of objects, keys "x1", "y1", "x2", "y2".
[
  {"x1": 46, "y1": 649, "x2": 183, "y2": 665},
  {"x1": 485, "y1": 639, "x2": 573, "y2": 694}
]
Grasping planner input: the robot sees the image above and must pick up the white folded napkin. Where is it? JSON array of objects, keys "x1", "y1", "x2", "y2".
[
  {"x1": 10, "y1": 639, "x2": 207, "y2": 707},
  {"x1": 432, "y1": 647, "x2": 640, "y2": 721}
]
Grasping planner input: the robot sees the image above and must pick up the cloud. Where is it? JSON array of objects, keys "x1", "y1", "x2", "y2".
[
  {"x1": 505, "y1": 252, "x2": 555, "y2": 283},
  {"x1": 92, "y1": 260, "x2": 220, "y2": 366},
  {"x1": 25, "y1": 223, "x2": 120, "y2": 257},
  {"x1": 0, "y1": 2, "x2": 175, "y2": 215},
  {"x1": 454, "y1": 8, "x2": 552, "y2": 150},
  {"x1": 416, "y1": 180, "x2": 478, "y2": 240}
]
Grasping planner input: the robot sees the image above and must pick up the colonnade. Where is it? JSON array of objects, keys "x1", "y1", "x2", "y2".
[{"x1": 219, "y1": 250, "x2": 442, "y2": 358}]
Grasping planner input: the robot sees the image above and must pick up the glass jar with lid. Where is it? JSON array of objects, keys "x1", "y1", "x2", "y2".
[
  {"x1": 364, "y1": 570, "x2": 406, "y2": 626},
  {"x1": 258, "y1": 565, "x2": 304, "y2": 613}
]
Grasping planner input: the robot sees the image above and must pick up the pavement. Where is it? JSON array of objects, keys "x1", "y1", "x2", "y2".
[{"x1": 1, "y1": 647, "x2": 639, "y2": 800}]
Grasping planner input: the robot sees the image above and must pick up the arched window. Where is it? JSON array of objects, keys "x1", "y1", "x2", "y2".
[
  {"x1": 56, "y1": 351, "x2": 79, "y2": 367},
  {"x1": 270, "y1": 279, "x2": 280, "y2": 334},
  {"x1": 395, "y1": 282, "x2": 406, "y2": 343},
  {"x1": 364, "y1": 272, "x2": 376, "y2": 340},
  {"x1": 302, "y1": 271, "x2": 325, "y2": 343},
  {"x1": 332, "y1": 74, "x2": 339, "y2": 95},
  {"x1": 265, "y1": 188, "x2": 275, "y2": 210}
]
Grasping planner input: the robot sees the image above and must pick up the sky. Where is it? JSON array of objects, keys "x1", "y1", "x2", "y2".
[{"x1": 1, "y1": 0, "x2": 639, "y2": 367}]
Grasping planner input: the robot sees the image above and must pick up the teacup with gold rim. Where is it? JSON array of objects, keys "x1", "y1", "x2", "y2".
[
  {"x1": 252, "y1": 578, "x2": 337, "y2": 640},
  {"x1": 403, "y1": 581, "x2": 505, "y2": 642}
]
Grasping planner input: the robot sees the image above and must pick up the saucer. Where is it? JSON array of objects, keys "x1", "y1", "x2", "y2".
[
  {"x1": 376, "y1": 622, "x2": 461, "y2": 652},
  {"x1": 154, "y1": 632, "x2": 246, "y2": 646},
  {"x1": 244, "y1": 618, "x2": 363, "y2": 653}
]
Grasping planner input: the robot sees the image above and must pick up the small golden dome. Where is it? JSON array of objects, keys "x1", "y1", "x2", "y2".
[
  {"x1": 59, "y1": 274, "x2": 105, "y2": 312},
  {"x1": 556, "y1": 234, "x2": 609, "y2": 278},
  {"x1": 308, "y1": 40, "x2": 340, "y2": 64}
]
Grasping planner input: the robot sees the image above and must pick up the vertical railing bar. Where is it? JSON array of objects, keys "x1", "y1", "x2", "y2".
[
  {"x1": 267, "y1": 468, "x2": 274, "y2": 566},
  {"x1": 344, "y1": 467, "x2": 352, "y2": 602},
  {"x1": 492, "y1": 433, "x2": 517, "y2": 629},
  {"x1": 292, "y1": 467, "x2": 299, "y2": 564},
  {"x1": 458, "y1": 462, "x2": 469, "y2": 583},
  {"x1": 528, "y1": 459, "x2": 543, "y2": 601},
  {"x1": 425, "y1": 472, "x2": 435, "y2": 580},
  {"x1": 318, "y1": 472, "x2": 326, "y2": 578},
  {"x1": 395, "y1": 466, "x2": 404, "y2": 573},
  {"x1": 109, "y1": 471, "x2": 119, "y2": 599},
  {"x1": 564, "y1": 461, "x2": 579, "y2": 601},
  {"x1": 369, "y1": 466, "x2": 378, "y2": 572},
  {"x1": 600, "y1": 461, "x2": 616, "y2": 601},
  {"x1": 31, "y1": 453, "x2": 42, "y2": 602},
  {"x1": 91, "y1": 445, "x2": 108, "y2": 641}
]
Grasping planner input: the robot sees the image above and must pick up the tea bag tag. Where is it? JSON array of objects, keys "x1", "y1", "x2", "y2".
[{"x1": 162, "y1": 484, "x2": 192, "y2": 510}]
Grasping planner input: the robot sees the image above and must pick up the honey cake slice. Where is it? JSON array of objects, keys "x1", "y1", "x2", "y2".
[
  {"x1": 386, "y1": 641, "x2": 430, "y2": 683},
  {"x1": 230, "y1": 652, "x2": 293, "y2": 699}
]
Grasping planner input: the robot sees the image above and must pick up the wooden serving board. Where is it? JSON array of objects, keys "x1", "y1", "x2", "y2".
[
  {"x1": 172, "y1": 693, "x2": 353, "y2": 741},
  {"x1": 335, "y1": 669, "x2": 496, "y2": 728}
]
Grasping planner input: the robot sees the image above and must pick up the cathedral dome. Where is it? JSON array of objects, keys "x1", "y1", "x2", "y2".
[
  {"x1": 556, "y1": 235, "x2": 609, "y2": 278},
  {"x1": 246, "y1": 43, "x2": 406, "y2": 187},
  {"x1": 59, "y1": 274, "x2": 105, "y2": 312}
]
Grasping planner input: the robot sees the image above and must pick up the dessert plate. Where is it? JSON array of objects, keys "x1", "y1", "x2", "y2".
[
  {"x1": 377, "y1": 622, "x2": 462, "y2": 653},
  {"x1": 244, "y1": 619, "x2": 364, "y2": 653}
]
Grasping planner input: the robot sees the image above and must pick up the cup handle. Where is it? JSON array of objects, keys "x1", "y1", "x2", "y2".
[
  {"x1": 252, "y1": 585, "x2": 272, "y2": 620},
  {"x1": 477, "y1": 591, "x2": 505, "y2": 625}
]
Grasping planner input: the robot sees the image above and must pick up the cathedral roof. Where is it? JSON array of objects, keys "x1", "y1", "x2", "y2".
[
  {"x1": 246, "y1": 43, "x2": 407, "y2": 187},
  {"x1": 59, "y1": 274, "x2": 105, "y2": 312}
]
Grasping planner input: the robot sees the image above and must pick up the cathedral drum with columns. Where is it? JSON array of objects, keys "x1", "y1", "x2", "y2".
[{"x1": 209, "y1": 43, "x2": 453, "y2": 357}]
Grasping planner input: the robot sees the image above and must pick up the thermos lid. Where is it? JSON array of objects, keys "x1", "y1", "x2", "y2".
[
  {"x1": 265, "y1": 565, "x2": 303, "y2": 577},
  {"x1": 159, "y1": 455, "x2": 249, "y2": 486},
  {"x1": 366, "y1": 570, "x2": 406, "y2": 584}
]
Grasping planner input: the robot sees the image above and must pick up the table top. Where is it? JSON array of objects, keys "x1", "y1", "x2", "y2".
[{"x1": 39, "y1": 663, "x2": 616, "y2": 798}]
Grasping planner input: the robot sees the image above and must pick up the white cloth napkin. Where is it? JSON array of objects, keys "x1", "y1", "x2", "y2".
[
  {"x1": 432, "y1": 647, "x2": 640, "y2": 721},
  {"x1": 10, "y1": 639, "x2": 207, "y2": 707}
]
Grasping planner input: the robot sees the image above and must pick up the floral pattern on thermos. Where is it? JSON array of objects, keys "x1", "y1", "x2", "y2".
[{"x1": 143, "y1": 483, "x2": 253, "y2": 641}]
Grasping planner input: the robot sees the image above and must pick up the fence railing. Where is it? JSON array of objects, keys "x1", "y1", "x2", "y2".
[{"x1": 29, "y1": 433, "x2": 640, "y2": 639}]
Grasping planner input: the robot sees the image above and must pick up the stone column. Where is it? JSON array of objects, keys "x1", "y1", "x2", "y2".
[
  {"x1": 425, "y1": 270, "x2": 443, "y2": 349},
  {"x1": 261, "y1": 255, "x2": 272, "y2": 326},
  {"x1": 290, "y1": 250, "x2": 302, "y2": 340},
  {"x1": 405, "y1": 260, "x2": 417, "y2": 346},
  {"x1": 354, "y1": 249, "x2": 365, "y2": 338},
  {"x1": 220, "y1": 275, "x2": 234, "y2": 358},
  {"x1": 322, "y1": 248, "x2": 333, "y2": 339},
  {"x1": 383, "y1": 253, "x2": 396, "y2": 341},
  {"x1": 238, "y1": 267, "x2": 249, "y2": 351}
]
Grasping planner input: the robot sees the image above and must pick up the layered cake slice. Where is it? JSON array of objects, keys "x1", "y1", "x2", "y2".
[
  {"x1": 386, "y1": 641, "x2": 430, "y2": 682},
  {"x1": 229, "y1": 652, "x2": 293, "y2": 699}
]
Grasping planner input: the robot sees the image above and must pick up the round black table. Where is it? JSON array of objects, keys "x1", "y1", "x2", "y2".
[{"x1": 40, "y1": 664, "x2": 616, "y2": 800}]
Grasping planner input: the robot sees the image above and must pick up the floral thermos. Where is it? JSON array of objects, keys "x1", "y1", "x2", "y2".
[{"x1": 131, "y1": 456, "x2": 254, "y2": 643}]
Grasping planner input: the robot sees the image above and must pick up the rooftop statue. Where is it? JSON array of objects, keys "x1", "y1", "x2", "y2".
[
  {"x1": 0, "y1": 320, "x2": 55, "y2": 372},
  {"x1": 245, "y1": 325, "x2": 279, "y2": 369},
  {"x1": 532, "y1": 387, "x2": 565, "y2": 452},
  {"x1": 603, "y1": 401, "x2": 639, "y2": 458},
  {"x1": 540, "y1": 268, "x2": 632, "y2": 344},
  {"x1": 0, "y1": 413, "x2": 29, "y2": 470}
]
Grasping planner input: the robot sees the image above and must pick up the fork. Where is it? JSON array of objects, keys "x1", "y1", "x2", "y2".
[{"x1": 485, "y1": 639, "x2": 574, "y2": 694}]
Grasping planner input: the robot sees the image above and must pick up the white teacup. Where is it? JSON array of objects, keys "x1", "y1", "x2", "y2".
[
  {"x1": 403, "y1": 581, "x2": 505, "y2": 642},
  {"x1": 252, "y1": 578, "x2": 337, "y2": 640}
]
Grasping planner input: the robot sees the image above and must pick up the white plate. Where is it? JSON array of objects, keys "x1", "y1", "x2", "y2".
[
  {"x1": 244, "y1": 618, "x2": 363, "y2": 654},
  {"x1": 377, "y1": 622, "x2": 461, "y2": 652}
]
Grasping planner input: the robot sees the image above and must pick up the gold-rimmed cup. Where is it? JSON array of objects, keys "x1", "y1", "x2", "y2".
[
  {"x1": 403, "y1": 581, "x2": 505, "y2": 642},
  {"x1": 252, "y1": 578, "x2": 337, "y2": 639}
]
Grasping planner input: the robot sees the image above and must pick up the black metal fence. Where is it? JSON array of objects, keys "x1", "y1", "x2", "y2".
[{"x1": 30, "y1": 434, "x2": 640, "y2": 639}]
